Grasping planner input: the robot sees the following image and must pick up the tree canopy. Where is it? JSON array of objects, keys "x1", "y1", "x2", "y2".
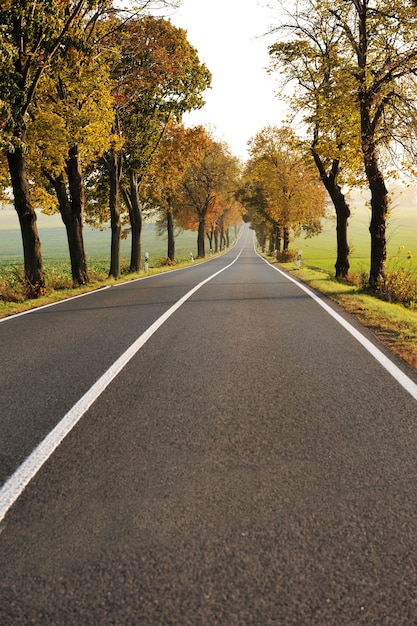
[
  {"x1": 175, "y1": 130, "x2": 242, "y2": 258},
  {"x1": 0, "y1": 0, "x2": 114, "y2": 293}
]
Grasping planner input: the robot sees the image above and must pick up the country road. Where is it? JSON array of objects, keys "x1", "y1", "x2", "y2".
[{"x1": 1, "y1": 224, "x2": 417, "y2": 624}]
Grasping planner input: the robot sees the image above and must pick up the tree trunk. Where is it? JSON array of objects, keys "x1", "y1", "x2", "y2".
[
  {"x1": 197, "y1": 218, "x2": 205, "y2": 258},
  {"x1": 312, "y1": 151, "x2": 350, "y2": 278},
  {"x1": 129, "y1": 170, "x2": 142, "y2": 272},
  {"x1": 214, "y1": 228, "x2": 219, "y2": 253},
  {"x1": 206, "y1": 229, "x2": 213, "y2": 254},
  {"x1": 167, "y1": 201, "x2": 175, "y2": 262},
  {"x1": 269, "y1": 230, "x2": 275, "y2": 255},
  {"x1": 283, "y1": 227, "x2": 290, "y2": 251},
  {"x1": 368, "y1": 175, "x2": 388, "y2": 286},
  {"x1": 65, "y1": 145, "x2": 89, "y2": 285},
  {"x1": 362, "y1": 137, "x2": 388, "y2": 286},
  {"x1": 108, "y1": 148, "x2": 123, "y2": 278},
  {"x1": 7, "y1": 147, "x2": 45, "y2": 297},
  {"x1": 47, "y1": 171, "x2": 87, "y2": 286},
  {"x1": 220, "y1": 231, "x2": 226, "y2": 250},
  {"x1": 360, "y1": 93, "x2": 389, "y2": 287},
  {"x1": 217, "y1": 216, "x2": 224, "y2": 251},
  {"x1": 335, "y1": 203, "x2": 350, "y2": 278},
  {"x1": 274, "y1": 223, "x2": 281, "y2": 253}
]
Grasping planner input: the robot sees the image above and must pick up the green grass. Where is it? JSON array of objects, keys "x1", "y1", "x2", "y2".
[
  {"x1": 275, "y1": 196, "x2": 417, "y2": 369},
  {"x1": 260, "y1": 186, "x2": 417, "y2": 371},
  {"x1": 2, "y1": 205, "x2": 417, "y2": 370},
  {"x1": 0, "y1": 210, "x2": 200, "y2": 266},
  {"x1": 292, "y1": 202, "x2": 417, "y2": 274},
  {"x1": 0, "y1": 210, "x2": 239, "y2": 316}
]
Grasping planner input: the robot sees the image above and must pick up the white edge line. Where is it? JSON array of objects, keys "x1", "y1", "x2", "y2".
[
  {"x1": 256, "y1": 248, "x2": 417, "y2": 402},
  {"x1": 0, "y1": 248, "x2": 243, "y2": 523}
]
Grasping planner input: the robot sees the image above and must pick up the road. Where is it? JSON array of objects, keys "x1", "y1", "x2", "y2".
[{"x1": 1, "y1": 224, "x2": 417, "y2": 624}]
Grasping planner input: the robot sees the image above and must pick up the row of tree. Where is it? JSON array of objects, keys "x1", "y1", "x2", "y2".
[
  {"x1": 239, "y1": 126, "x2": 326, "y2": 255},
  {"x1": 267, "y1": 0, "x2": 417, "y2": 284},
  {"x1": 0, "y1": 0, "x2": 223, "y2": 296},
  {"x1": 140, "y1": 123, "x2": 243, "y2": 260},
  {"x1": 0, "y1": 0, "x2": 330, "y2": 298},
  {"x1": 7, "y1": 0, "x2": 385, "y2": 298}
]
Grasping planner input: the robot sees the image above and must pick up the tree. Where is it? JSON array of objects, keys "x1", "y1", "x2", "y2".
[
  {"x1": 27, "y1": 47, "x2": 115, "y2": 285},
  {"x1": 141, "y1": 122, "x2": 202, "y2": 263},
  {"x1": 205, "y1": 193, "x2": 243, "y2": 253},
  {"x1": 242, "y1": 126, "x2": 326, "y2": 253},
  {"x1": 268, "y1": 0, "x2": 362, "y2": 277},
  {"x1": 0, "y1": 0, "x2": 111, "y2": 296},
  {"x1": 321, "y1": 0, "x2": 417, "y2": 286},
  {"x1": 109, "y1": 15, "x2": 211, "y2": 272},
  {"x1": 176, "y1": 132, "x2": 241, "y2": 258},
  {"x1": 237, "y1": 176, "x2": 274, "y2": 252}
]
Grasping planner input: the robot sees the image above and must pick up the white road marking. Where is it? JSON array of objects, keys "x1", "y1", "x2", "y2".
[
  {"x1": 0, "y1": 250, "x2": 242, "y2": 523},
  {"x1": 259, "y1": 252, "x2": 417, "y2": 402}
]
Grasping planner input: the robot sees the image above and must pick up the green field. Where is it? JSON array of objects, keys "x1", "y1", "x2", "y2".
[
  {"x1": 1, "y1": 194, "x2": 416, "y2": 277},
  {"x1": 0, "y1": 209, "x2": 205, "y2": 274},
  {"x1": 292, "y1": 198, "x2": 417, "y2": 274}
]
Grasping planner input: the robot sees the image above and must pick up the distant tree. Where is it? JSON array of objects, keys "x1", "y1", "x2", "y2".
[
  {"x1": 176, "y1": 132, "x2": 241, "y2": 258},
  {"x1": 142, "y1": 122, "x2": 204, "y2": 263},
  {"x1": 237, "y1": 177, "x2": 274, "y2": 252},
  {"x1": 206, "y1": 195, "x2": 243, "y2": 253},
  {"x1": 242, "y1": 126, "x2": 326, "y2": 253}
]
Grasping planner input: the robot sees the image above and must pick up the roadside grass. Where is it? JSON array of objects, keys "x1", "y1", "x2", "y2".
[
  {"x1": 277, "y1": 202, "x2": 417, "y2": 371},
  {"x1": 274, "y1": 261, "x2": 417, "y2": 372},
  {"x1": 3, "y1": 247, "x2": 417, "y2": 374}
]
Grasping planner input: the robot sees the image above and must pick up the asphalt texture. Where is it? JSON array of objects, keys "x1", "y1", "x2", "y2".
[{"x1": 1, "y1": 225, "x2": 417, "y2": 624}]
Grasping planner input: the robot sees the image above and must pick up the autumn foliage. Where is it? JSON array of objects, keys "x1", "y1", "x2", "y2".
[
  {"x1": 240, "y1": 126, "x2": 326, "y2": 254},
  {"x1": 0, "y1": 2, "x2": 213, "y2": 290},
  {"x1": 142, "y1": 123, "x2": 243, "y2": 260}
]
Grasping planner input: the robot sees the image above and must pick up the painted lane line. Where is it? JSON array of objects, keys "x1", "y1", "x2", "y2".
[
  {"x1": 258, "y1": 251, "x2": 417, "y2": 402},
  {"x1": 0, "y1": 249, "x2": 243, "y2": 523}
]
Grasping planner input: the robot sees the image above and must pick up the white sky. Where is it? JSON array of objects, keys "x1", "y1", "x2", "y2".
[{"x1": 170, "y1": 0, "x2": 287, "y2": 161}]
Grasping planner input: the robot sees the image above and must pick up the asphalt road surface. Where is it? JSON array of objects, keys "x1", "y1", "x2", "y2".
[{"x1": 1, "y1": 225, "x2": 417, "y2": 625}]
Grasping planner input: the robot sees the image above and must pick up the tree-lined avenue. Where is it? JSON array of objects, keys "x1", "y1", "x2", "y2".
[{"x1": 1, "y1": 224, "x2": 417, "y2": 624}]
